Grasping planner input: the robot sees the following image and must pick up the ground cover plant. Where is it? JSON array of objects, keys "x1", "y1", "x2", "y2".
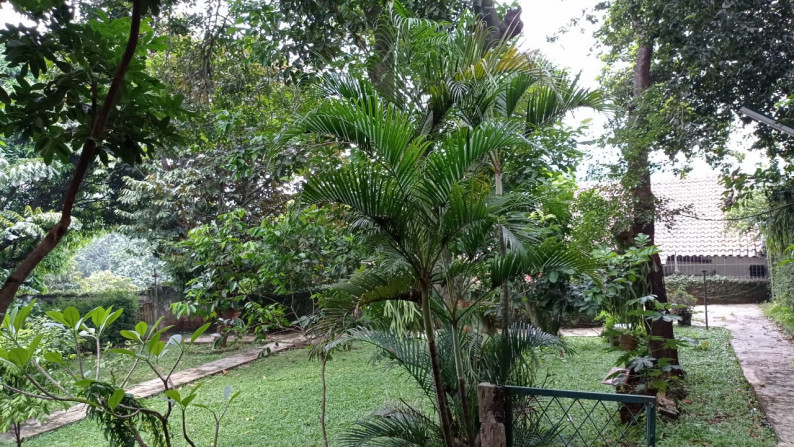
[{"x1": 10, "y1": 327, "x2": 773, "y2": 447}]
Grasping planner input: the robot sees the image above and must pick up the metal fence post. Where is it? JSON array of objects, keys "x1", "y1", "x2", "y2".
[
  {"x1": 702, "y1": 269, "x2": 709, "y2": 330},
  {"x1": 646, "y1": 400, "x2": 657, "y2": 446}
]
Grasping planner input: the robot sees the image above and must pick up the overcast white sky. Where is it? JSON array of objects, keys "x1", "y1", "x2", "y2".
[{"x1": 0, "y1": 0, "x2": 768, "y2": 180}]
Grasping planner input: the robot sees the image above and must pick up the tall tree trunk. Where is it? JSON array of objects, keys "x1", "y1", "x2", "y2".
[
  {"x1": 0, "y1": 0, "x2": 145, "y2": 318},
  {"x1": 628, "y1": 42, "x2": 679, "y2": 365},
  {"x1": 363, "y1": 5, "x2": 394, "y2": 101},
  {"x1": 495, "y1": 168, "x2": 511, "y2": 336},
  {"x1": 421, "y1": 283, "x2": 455, "y2": 447},
  {"x1": 320, "y1": 355, "x2": 329, "y2": 447},
  {"x1": 450, "y1": 319, "x2": 475, "y2": 447}
]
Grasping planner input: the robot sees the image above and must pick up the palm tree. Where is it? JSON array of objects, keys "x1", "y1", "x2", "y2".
[
  {"x1": 300, "y1": 9, "x2": 596, "y2": 447},
  {"x1": 492, "y1": 72, "x2": 609, "y2": 332}
]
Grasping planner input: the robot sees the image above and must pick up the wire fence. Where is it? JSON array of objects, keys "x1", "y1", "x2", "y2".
[{"x1": 505, "y1": 386, "x2": 656, "y2": 447}]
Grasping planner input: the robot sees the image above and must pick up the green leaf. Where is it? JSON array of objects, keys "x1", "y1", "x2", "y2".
[
  {"x1": 135, "y1": 321, "x2": 148, "y2": 337},
  {"x1": 0, "y1": 86, "x2": 10, "y2": 104},
  {"x1": 7, "y1": 347, "x2": 31, "y2": 367},
  {"x1": 74, "y1": 379, "x2": 95, "y2": 388},
  {"x1": 103, "y1": 309, "x2": 124, "y2": 330},
  {"x1": 120, "y1": 330, "x2": 141, "y2": 342},
  {"x1": 190, "y1": 322, "x2": 212, "y2": 345},
  {"x1": 45, "y1": 310, "x2": 66, "y2": 325},
  {"x1": 109, "y1": 348, "x2": 137, "y2": 356},
  {"x1": 107, "y1": 388, "x2": 125, "y2": 410},
  {"x1": 13, "y1": 301, "x2": 34, "y2": 331},
  {"x1": 164, "y1": 389, "x2": 182, "y2": 405},
  {"x1": 27, "y1": 334, "x2": 43, "y2": 358},
  {"x1": 62, "y1": 307, "x2": 81, "y2": 328},
  {"x1": 90, "y1": 306, "x2": 108, "y2": 329},
  {"x1": 150, "y1": 341, "x2": 166, "y2": 357},
  {"x1": 43, "y1": 351, "x2": 64, "y2": 364}
]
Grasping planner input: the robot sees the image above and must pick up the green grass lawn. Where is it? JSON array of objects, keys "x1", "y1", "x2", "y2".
[
  {"x1": 11, "y1": 327, "x2": 776, "y2": 447},
  {"x1": 12, "y1": 346, "x2": 422, "y2": 447},
  {"x1": 543, "y1": 327, "x2": 776, "y2": 447},
  {"x1": 761, "y1": 302, "x2": 794, "y2": 337}
]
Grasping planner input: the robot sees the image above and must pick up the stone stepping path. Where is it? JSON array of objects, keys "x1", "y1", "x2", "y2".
[
  {"x1": 692, "y1": 304, "x2": 794, "y2": 447},
  {"x1": 1, "y1": 334, "x2": 305, "y2": 443}
]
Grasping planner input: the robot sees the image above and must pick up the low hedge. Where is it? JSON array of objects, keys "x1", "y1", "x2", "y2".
[
  {"x1": 43, "y1": 291, "x2": 140, "y2": 346},
  {"x1": 770, "y1": 260, "x2": 794, "y2": 309},
  {"x1": 665, "y1": 274, "x2": 769, "y2": 304}
]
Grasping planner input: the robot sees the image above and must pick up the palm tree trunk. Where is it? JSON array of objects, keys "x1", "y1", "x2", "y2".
[
  {"x1": 421, "y1": 284, "x2": 455, "y2": 447},
  {"x1": 495, "y1": 169, "x2": 511, "y2": 333},
  {"x1": 449, "y1": 319, "x2": 475, "y2": 447},
  {"x1": 494, "y1": 165, "x2": 514, "y2": 385},
  {"x1": 320, "y1": 355, "x2": 329, "y2": 447}
]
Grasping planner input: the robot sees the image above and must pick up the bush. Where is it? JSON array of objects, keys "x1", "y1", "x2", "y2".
[
  {"x1": 665, "y1": 274, "x2": 769, "y2": 304},
  {"x1": 770, "y1": 261, "x2": 794, "y2": 309},
  {"x1": 45, "y1": 291, "x2": 139, "y2": 346}
]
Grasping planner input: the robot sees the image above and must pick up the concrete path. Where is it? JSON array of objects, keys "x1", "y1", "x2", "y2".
[
  {"x1": 692, "y1": 304, "x2": 794, "y2": 447},
  {"x1": 559, "y1": 326, "x2": 601, "y2": 337},
  {"x1": 1, "y1": 333, "x2": 305, "y2": 443}
]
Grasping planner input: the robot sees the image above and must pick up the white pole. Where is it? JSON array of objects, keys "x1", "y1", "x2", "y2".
[{"x1": 739, "y1": 107, "x2": 794, "y2": 137}]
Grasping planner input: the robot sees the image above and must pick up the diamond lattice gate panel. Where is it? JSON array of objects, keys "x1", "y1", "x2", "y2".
[{"x1": 504, "y1": 386, "x2": 656, "y2": 447}]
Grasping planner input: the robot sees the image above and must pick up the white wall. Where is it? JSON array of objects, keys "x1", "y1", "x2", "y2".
[{"x1": 662, "y1": 255, "x2": 768, "y2": 278}]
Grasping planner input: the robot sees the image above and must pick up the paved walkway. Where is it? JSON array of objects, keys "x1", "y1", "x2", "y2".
[
  {"x1": 0, "y1": 333, "x2": 305, "y2": 443},
  {"x1": 692, "y1": 304, "x2": 794, "y2": 447}
]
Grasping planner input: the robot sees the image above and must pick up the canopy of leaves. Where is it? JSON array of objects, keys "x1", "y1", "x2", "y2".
[{"x1": 597, "y1": 0, "x2": 794, "y2": 178}]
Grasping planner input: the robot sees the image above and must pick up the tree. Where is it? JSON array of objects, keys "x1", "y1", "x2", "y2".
[
  {"x1": 594, "y1": 0, "x2": 794, "y2": 364},
  {"x1": 491, "y1": 71, "x2": 606, "y2": 335},
  {"x1": 300, "y1": 11, "x2": 592, "y2": 446},
  {"x1": 0, "y1": 0, "x2": 185, "y2": 317}
]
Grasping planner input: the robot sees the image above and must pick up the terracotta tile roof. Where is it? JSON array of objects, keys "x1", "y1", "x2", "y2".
[{"x1": 653, "y1": 176, "x2": 764, "y2": 258}]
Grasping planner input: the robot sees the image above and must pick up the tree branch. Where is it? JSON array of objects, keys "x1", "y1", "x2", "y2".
[{"x1": 0, "y1": 0, "x2": 146, "y2": 317}]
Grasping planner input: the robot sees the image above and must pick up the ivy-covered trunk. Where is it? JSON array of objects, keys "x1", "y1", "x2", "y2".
[{"x1": 628, "y1": 41, "x2": 679, "y2": 366}]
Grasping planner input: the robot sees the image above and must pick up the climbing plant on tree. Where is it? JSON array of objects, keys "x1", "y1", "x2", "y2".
[
  {"x1": 0, "y1": 0, "x2": 185, "y2": 317},
  {"x1": 594, "y1": 0, "x2": 794, "y2": 364}
]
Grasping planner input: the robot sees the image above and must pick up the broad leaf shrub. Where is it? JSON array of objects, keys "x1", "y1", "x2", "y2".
[
  {"x1": 0, "y1": 301, "x2": 238, "y2": 447},
  {"x1": 45, "y1": 291, "x2": 140, "y2": 347}
]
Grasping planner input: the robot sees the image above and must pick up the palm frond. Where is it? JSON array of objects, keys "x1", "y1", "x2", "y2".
[
  {"x1": 302, "y1": 94, "x2": 428, "y2": 191},
  {"x1": 303, "y1": 163, "x2": 411, "y2": 237},
  {"x1": 476, "y1": 322, "x2": 567, "y2": 385},
  {"x1": 421, "y1": 122, "x2": 526, "y2": 205},
  {"x1": 335, "y1": 268, "x2": 420, "y2": 305},
  {"x1": 489, "y1": 242, "x2": 596, "y2": 290},
  {"x1": 338, "y1": 405, "x2": 442, "y2": 447},
  {"x1": 525, "y1": 74, "x2": 608, "y2": 132},
  {"x1": 318, "y1": 72, "x2": 378, "y2": 104},
  {"x1": 345, "y1": 327, "x2": 435, "y2": 398}
]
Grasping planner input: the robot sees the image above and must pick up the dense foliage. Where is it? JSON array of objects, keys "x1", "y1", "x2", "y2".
[{"x1": 5, "y1": 0, "x2": 793, "y2": 445}]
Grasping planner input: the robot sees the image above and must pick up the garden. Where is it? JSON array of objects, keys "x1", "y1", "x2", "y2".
[{"x1": 1, "y1": 1, "x2": 794, "y2": 447}]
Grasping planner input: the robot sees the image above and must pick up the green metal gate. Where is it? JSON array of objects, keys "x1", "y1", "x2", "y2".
[{"x1": 504, "y1": 386, "x2": 656, "y2": 447}]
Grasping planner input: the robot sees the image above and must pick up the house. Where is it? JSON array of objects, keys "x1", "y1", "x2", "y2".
[{"x1": 653, "y1": 176, "x2": 767, "y2": 279}]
